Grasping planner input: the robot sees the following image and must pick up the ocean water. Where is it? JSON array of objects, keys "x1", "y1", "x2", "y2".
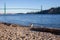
[{"x1": 0, "y1": 14, "x2": 60, "y2": 28}]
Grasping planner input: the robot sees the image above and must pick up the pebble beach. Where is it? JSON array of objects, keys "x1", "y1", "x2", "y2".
[{"x1": 0, "y1": 22, "x2": 60, "y2": 40}]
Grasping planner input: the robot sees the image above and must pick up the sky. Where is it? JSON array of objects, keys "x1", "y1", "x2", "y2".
[{"x1": 0, "y1": 0, "x2": 60, "y2": 14}]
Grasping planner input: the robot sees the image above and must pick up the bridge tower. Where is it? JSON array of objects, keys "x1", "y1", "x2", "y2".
[
  {"x1": 41, "y1": 5, "x2": 42, "y2": 11},
  {"x1": 4, "y1": 3, "x2": 6, "y2": 14}
]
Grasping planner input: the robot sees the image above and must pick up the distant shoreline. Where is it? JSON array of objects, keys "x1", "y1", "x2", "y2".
[{"x1": 0, "y1": 13, "x2": 60, "y2": 16}]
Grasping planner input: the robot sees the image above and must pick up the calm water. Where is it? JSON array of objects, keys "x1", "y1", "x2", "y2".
[{"x1": 0, "y1": 14, "x2": 60, "y2": 28}]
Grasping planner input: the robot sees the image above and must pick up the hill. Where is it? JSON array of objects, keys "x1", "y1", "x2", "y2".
[{"x1": 37, "y1": 7, "x2": 60, "y2": 14}]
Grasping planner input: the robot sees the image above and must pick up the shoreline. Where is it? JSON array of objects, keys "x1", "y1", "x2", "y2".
[
  {"x1": 0, "y1": 22, "x2": 60, "y2": 34},
  {"x1": 0, "y1": 22, "x2": 60, "y2": 40}
]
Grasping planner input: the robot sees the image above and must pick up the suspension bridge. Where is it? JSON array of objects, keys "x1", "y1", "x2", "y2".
[{"x1": 0, "y1": 3, "x2": 42, "y2": 14}]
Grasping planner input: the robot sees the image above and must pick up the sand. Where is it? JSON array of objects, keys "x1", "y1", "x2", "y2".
[{"x1": 0, "y1": 22, "x2": 60, "y2": 40}]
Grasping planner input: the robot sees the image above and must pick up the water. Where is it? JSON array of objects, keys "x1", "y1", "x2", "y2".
[{"x1": 0, "y1": 14, "x2": 60, "y2": 28}]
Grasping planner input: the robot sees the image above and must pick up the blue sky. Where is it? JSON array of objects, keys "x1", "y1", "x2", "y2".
[{"x1": 0, "y1": 0, "x2": 60, "y2": 13}]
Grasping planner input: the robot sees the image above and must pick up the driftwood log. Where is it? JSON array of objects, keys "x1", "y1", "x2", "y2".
[{"x1": 30, "y1": 27, "x2": 60, "y2": 35}]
